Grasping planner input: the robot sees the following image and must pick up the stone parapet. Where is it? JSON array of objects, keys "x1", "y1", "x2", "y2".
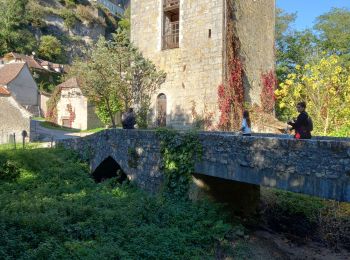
[{"x1": 57, "y1": 130, "x2": 350, "y2": 201}]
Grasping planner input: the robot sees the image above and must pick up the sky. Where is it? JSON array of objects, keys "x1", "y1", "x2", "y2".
[{"x1": 277, "y1": 0, "x2": 350, "y2": 30}]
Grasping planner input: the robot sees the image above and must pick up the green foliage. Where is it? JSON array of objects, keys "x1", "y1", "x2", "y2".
[
  {"x1": 69, "y1": 34, "x2": 165, "y2": 128},
  {"x1": 60, "y1": 8, "x2": 78, "y2": 28},
  {"x1": 275, "y1": 55, "x2": 350, "y2": 136},
  {"x1": 38, "y1": 35, "x2": 64, "y2": 62},
  {"x1": 0, "y1": 157, "x2": 20, "y2": 181},
  {"x1": 46, "y1": 86, "x2": 62, "y2": 123},
  {"x1": 0, "y1": 0, "x2": 37, "y2": 56},
  {"x1": 95, "y1": 95, "x2": 122, "y2": 126},
  {"x1": 0, "y1": 147, "x2": 236, "y2": 258},
  {"x1": 271, "y1": 190, "x2": 324, "y2": 222},
  {"x1": 157, "y1": 129, "x2": 202, "y2": 198},
  {"x1": 118, "y1": 7, "x2": 130, "y2": 34},
  {"x1": 314, "y1": 8, "x2": 350, "y2": 58}
]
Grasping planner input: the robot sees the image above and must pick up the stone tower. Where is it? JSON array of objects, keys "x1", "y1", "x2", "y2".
[{"x1": 131, "y1": 0, "x2": 275, "y2": 128}]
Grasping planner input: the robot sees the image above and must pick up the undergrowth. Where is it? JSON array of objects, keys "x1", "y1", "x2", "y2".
[{"x1": 0, "y1": 147, "x2": 239, "y2": 259}]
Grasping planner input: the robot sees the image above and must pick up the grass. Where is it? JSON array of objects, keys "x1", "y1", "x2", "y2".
[
  {"x1": 39, "y1": 121, "x2": 104, "y2": 134},
  {"x1": 0, "y1": 147, "x2": 240, "y2": 259}
]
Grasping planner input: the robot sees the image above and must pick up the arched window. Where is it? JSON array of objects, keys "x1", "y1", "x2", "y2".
[{"x1": 156, "y1": 93, "x2": 167, "y2": 127}]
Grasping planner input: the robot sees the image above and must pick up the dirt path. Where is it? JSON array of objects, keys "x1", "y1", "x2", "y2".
[{"x1": 248, "y1": 230, "x2": 350, "y2": 260}]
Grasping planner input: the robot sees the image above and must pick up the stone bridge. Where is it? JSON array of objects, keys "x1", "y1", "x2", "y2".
[{"x1": 58, "y1": 129, "x2": 350, "y2": 202}]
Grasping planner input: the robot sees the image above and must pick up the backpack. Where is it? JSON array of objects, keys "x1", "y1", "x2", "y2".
[{"x1": 307, "y1": 116, "x2": 313, "y2": 132}]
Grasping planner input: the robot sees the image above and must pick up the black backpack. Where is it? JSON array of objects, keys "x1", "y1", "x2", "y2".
[{"x1": 307, "y1": 116, "x2": 313, "y2": 132}]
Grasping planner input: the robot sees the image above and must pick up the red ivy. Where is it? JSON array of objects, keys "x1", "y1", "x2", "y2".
[
  {"x1": 66, "y1": 104, "x2": 76, "y2": 127},
  {"x1": 260, "y1": 71, "x2": 277, "y2": 114},
  {"x1": 218, "y1": 58, "x2": 244, "y2": 130}
]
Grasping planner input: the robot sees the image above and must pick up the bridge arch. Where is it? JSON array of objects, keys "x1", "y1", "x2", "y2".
[{"x1": 92, "y1": 156, "x2": 128, "y2": 183}]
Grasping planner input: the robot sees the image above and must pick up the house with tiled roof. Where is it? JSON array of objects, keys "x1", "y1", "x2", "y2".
[
  {"x1": 47, "y1": 78, "x2": 104, "y2": 130},
  {"x1": 0, "y1": 62, "x2": 39, "y2": 112},
  {"x1": 0, "y1": 62, "x2": 37, "y2": 143},
  {"x1": 2, "y1": 52, "x2": 65, "y2": 73},
  {"x1": 1, "y1": 52, "x2": 66, "y2": 93}
]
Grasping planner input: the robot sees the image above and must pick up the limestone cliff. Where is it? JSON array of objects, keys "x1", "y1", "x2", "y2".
[{"x1": 27, "y1": 0, "x2": 120, "y2": 62}]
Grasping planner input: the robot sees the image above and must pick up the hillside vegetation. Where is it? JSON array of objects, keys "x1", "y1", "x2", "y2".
[
  {"x1": 0, "y1": 0, "x2": 119, "y2": 63},
  {"x1": 0, "y1": 146, "x2": 244, "y2": 259}
]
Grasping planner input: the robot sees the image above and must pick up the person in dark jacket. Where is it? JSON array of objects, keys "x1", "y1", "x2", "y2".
[
  {"x1": 287, "y1": 101, "x2": 312, "y2": 139},
  {"x1": 122, "y1": 108, "x2": 136, "y2": 129}
]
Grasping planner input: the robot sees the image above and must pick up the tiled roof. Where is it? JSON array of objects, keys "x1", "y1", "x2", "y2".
[
  {"x1": 0, "y1": 63, "x2": 26, "y2": 85},
  {"x1": 57, "y1": 77, "x2": 80, "y2": 89},
  {"x1": 4, "y1": 52, "x2": 43, "y2": 70},
  {"x1": 0, "y1": 86, "x2": 11, "y2": 96},
  {"x1": 2, "y1": 52, "x2": 65, "y2": 73}
]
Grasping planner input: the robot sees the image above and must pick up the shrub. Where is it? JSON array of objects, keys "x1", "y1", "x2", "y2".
[
  {"x1": 60, "y1": 9, "x2": 78, "y2": 28},
  {"x1": 0, "y1": 158, "x2": 20, "y2": 181},
  {"x1": 0, "y1": 147, "x2": 238, "y2": 258}
]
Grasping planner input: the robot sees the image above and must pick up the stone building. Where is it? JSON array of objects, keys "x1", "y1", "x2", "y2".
[
  {"x1": 53, "y1": 78, "x2": 104, "y2": 130},
  {"x1": 0, "y1": 63, "x2": 39, "y2": 144},
  {"x1": 0, "y1": 62, "x2": 39, "y2": 115},
  {"x1": 131, "y1": 0, "x2": 275, "y2": 128}
]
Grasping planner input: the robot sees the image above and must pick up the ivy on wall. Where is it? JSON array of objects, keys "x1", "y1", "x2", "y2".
[
  {"x1": 217, "y1": 0, "x2": 245, "y2": 131},
  {"x1": 156, "y1": 129, "x2": 202, "y2": 198},
  {"x1": 260, "y1": 71, "x2": 277, "y2": 114},
  {"x1": 46, "y1": 86, "x2": 62, "y2": 123}
]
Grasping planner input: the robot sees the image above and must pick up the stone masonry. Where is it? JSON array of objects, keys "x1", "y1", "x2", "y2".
[
  {"x1": 131, "y1": 0, "x2": 275, "y2": 128},
  {"x1": 58, "y1": 130, "x2": 350, "y2": 202}
]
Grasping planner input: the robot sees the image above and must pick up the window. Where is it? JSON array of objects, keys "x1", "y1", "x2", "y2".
[
  {"x1": 162, "y1": 0, "x2": 180, "y2": 50},
  {"x1": 156, "y1": 93, "x2": 167, "y2": 126}
]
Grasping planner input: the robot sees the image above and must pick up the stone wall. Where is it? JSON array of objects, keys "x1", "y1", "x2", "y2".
[
  {"x1": 58, "y1": 129, "x2": 350, "y2": 202},
  {"x1": 0, "y1": 96, "x2": 31, "y2": 144},
  {"x1": 232, "y1": 0, "x2": 275, "y2": 105},
  {"x1": 57, "y1": 87, "x2": 88, "y2": 130},
  {"x1": 131, "y1": 0, "x2": 275, "y2": 128},
  {"x1": 131, "y1": 0, "x2": 224, "y2": 128},
  {"x1": 7, "y1": 64, "x2": 38, "y2": 106}
]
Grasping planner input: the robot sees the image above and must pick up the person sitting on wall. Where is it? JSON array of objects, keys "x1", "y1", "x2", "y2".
[
  {"x1": 241, "y1": 110, "x2": 252, "y2": 136},
  {"x1": 287, "y1": 101, "x2": 312, "y2": 139},
  {"x1": 122, "y1": 108, "x2": 136, "y2": 129}
]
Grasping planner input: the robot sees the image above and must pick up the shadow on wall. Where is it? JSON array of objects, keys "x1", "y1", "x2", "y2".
[{"x1": 92, "y1": 156, "x2": 128, "y2": 183}]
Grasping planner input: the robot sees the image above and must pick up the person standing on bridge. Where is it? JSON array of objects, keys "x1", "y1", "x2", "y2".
[
  {"x1": 122, "y1": 108, "x2": 136, "y2": 129},
  {"x1": 241, "y1": 110, "x2": 252, "y2": 136},
  {"x1": 287, "y1": 101, "x2": 312, "y2": 139}
]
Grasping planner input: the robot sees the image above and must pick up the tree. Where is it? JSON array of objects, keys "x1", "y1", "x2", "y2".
[
  {"x1": 314, "y1": 8, "x2": 350, "y2": 65},
  {"x1": 275, "y1": 55, "x2": 350, "y2": 136},
  {"x1": 128, "y1": 50, "x2": 166, "y2": 128},
  {"x1": 0, "y1": 0, "x2": 37, "y2": 55},
  {"x1": 38, "y1": 35, "x2": 64, "y2": 62},
  {"x1": 314, "y1": 8, "x2": 350, "y2": 55},
  {"x1": 276, "y1": 8, "x2": 319, "y2": 82},
  {"x1": 69, "y1": 34, "x2": 165, "y2": 128}
]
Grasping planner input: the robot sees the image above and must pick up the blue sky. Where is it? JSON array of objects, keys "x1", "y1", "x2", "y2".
[{"x1": 277, "y1": 0, "x2": 350, "y2": 30}]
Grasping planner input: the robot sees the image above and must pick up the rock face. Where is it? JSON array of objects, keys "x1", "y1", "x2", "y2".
[
  {"x1": 29, "y1": 0, "x2": 114, "y2": 62},
  {"x1": 131, "y1": 0, "x2": 275, "y2": 128},
  {"x1": 58, "y1": 129, "x2": 350, "y2": 202}
]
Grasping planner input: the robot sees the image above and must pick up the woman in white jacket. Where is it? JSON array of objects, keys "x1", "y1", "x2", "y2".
[{"x1": 241, "y1": 110, "x2": 252, "y2": 136}]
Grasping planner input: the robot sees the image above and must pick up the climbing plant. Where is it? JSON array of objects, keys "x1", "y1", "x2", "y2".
[
  {"x1": 156, "y1": 129, "x2": 202, "y2": 198},
  {"x1": 46, "y1": 86, "x2": 62, "y2": 123},
  {"x1": 260, "y1": 70, "x2": 277, "y2": 114},
  {"x1": 217, "y1": 57, "x2": 244, "y2": 131}
]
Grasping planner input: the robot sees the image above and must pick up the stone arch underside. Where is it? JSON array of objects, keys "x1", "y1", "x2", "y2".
[{"x1": 92, "y1": 156, "x2": 128, "y2": 183}]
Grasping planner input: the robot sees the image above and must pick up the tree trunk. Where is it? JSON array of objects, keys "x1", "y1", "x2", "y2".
[
  {"x1": 105, "y1": 98, "x2": 116, "y2": 128},
  {"x1": 323, "y1": 109, "x2": 329, "y2": 135}
]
